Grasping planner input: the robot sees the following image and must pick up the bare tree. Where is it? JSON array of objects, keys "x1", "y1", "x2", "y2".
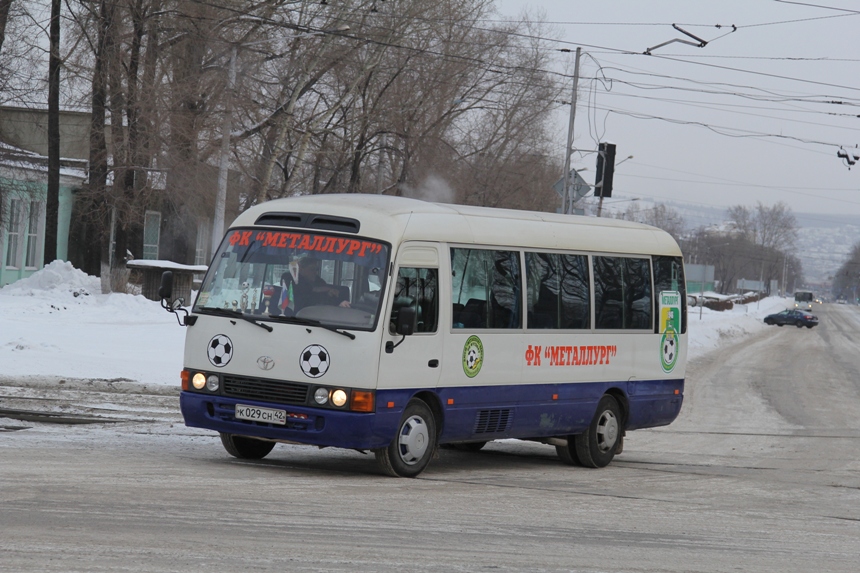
[
  {"x1": 0, "y1": 0, "x2": 12, "y2": 54},
  {"x1": 833, "y1": 242, "x2": 860, "y2": 301},
  {"x1": 727, "y1": 201, "x2": 798, "y2": 251},
  {"x1": 613, "y1": 203, "x2": 686, "y2": 243}
]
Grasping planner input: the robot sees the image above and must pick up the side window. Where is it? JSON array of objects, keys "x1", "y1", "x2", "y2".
[
  {"x1": 594, "y1": 256, "x2": 652, "y2": 329},
  {"x1": 451, "y1": 248, "x2": 521, "y2": 329},
  {"x1": 653, "y1": 256, "x2": 686, "y2": 334},
  {"x1": 390, "y1": 267, "x2": 438, "y2": 333},
  {"x1": 525, "y1": 252, "x2": 590, "y2": 329}
]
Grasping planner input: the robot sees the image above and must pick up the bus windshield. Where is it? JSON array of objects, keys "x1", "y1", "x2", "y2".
[
  {"x1": 795, "y1": 291, "x2": 813, "y2": 303},
  {"x1": 194, "y1": 229, "x2": 390, "y2": 330}
]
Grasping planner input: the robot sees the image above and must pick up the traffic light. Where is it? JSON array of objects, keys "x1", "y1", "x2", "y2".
[{"x1": 595, "y1": 142, "x2": 616, "y2": 198}]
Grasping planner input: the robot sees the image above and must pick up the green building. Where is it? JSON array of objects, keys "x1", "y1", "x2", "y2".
[{"x1": 0, "y1": 142, "x2": 85, "y2": 287}]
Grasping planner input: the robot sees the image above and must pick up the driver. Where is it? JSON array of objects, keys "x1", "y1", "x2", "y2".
[{"x1": 294, "y1": 257, "x2": 351, "y2": 309}]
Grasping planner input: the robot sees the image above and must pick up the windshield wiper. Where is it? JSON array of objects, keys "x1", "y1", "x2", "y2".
[
  {"x1": 195, "y1": 307, "x2": 273, "y2": 332},
  {"x1": 267, "y1": 314, "x2": 356, "y2": 339}
]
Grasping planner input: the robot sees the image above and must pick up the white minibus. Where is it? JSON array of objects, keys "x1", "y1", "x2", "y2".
[{"x1": 160, "y1": 194, "x2": 687, "y2": 477}]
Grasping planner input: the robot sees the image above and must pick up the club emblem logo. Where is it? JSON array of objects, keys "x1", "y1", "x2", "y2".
[{"x1": 462, "y1": 335, "x2": 484, "y2": 378}]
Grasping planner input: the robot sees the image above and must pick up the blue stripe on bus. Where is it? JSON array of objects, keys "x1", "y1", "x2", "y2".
[{"x1": 180, "y1": 378, "x2": 683, "y2": 450}]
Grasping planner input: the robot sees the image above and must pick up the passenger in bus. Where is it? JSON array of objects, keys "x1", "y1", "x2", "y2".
[{"x1": 293, "y1": 257, "x2": 351, "y2": 309}]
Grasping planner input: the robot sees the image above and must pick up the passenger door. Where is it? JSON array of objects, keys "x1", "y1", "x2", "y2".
[{"x1": 377, "y1": 244, "x2": 444, "y2": 392}]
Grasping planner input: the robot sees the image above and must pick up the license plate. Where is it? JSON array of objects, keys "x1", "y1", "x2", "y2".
[{"x1": 235, "y1": 404, "x2": 287, "y2": 425}]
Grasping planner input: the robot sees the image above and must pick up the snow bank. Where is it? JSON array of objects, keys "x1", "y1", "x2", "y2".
[
  {"x1": 1, "y1": 260, "x2": 99, "y2": 296},
  {"x1": 686, "y1": 296, "x2": 790, "y2": 360}
]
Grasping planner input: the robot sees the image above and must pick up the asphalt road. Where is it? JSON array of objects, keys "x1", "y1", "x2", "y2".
[{"x1": 1, "y1": 304, "x2": 859, "y2": 573}]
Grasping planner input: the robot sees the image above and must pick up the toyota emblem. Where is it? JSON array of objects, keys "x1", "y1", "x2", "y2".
[{"x1": 257, "y1": 356, "x2": 275, "y2": 370}]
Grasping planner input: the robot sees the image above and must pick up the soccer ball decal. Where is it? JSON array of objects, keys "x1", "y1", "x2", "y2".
[
  {"x1": 466, "y1": 348, "x2": 479, "y2": 369},
  {"x1": 663, "y1": 337, "x2": 675, "y2": 362},
  {"x1": 300, "y1": 344, "x2": 330, "y2": 378},
  {"x1": 660, "y1": 329, "x2": 678, "y2": 373},
  {"x1": 207, "y1": 334, "x2": 233, "y2": 367}
]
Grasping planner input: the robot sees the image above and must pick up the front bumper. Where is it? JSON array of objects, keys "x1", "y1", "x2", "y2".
[{"x1": 180, "y1": 391, "x2": 402, "y2": 449}]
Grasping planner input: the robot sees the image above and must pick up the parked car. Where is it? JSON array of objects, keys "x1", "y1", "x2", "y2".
[{"x1": 764, "y1": 309, "x2": 819, "y2": 328}]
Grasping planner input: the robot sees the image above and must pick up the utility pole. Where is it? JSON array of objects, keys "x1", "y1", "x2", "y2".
[
  {"x1": 781, "y1": 255, "x2": 787, "y2": 297},
  {"x1": 212, "y1": 44, "x2": 237, "y2": 255},
  {"x1": 561, "y1": 47, "x2": 581, "y2": 215}
]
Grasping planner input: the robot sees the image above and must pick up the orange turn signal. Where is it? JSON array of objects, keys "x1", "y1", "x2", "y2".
[
  {"x1": 552, "y1": 394, "x2": 558, "y2": 400},
  {"x1": 674, "y1": 389, "x2": 680, "y2": 395},
  {"x1": 447, "y1": 398, "x2": 454, "y2": 405},
  {"x1": 351, "y1": 390, "x2": 375, "y2": 412},
  {"x1": 180, "y1": 369, "x2": 191, "y2": 391}
]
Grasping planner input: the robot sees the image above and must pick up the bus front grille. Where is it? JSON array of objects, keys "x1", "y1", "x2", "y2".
[{"x1": 222, "y1": 375, "x2": 309, "y2": 405}]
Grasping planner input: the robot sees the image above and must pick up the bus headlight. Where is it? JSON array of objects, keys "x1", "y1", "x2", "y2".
[
  {"x1": 192, "y1": 372, "x2": 206, "y2": 390},
  {"x1": 331, "y1": 389, "x2": 348, "y2": 407},
  {"x1": 206, "y1": 375, "x2": 220, "y2": 392},
  {"x1": 314, "y1": 387, "x2": 329, "y2": 405}
]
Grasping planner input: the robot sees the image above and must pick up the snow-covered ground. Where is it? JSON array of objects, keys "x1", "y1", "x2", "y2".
[{"x1": 0, "y1": 261, "x2": 792, "y2": 387}]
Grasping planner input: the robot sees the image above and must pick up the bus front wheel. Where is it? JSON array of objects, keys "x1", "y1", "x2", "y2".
[
  {"x1": 220, "y1": 433, "x2": 276, "y2": 459},
  {"x1": 574, "y1": 395, "x2": 622, "y2": 468},
  {"x1": 375, "y1": 399, "x2": 437, "y2": 478}
]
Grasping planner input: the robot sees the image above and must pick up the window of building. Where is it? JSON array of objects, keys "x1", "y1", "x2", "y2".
[
  {"x1": 593, "y1": 256, "x2": 652, "y2": 330},
  {"x1": 4, "y1": 198, "x2": 22, "y2": 268},
  {"x1": 194, "y1": 220, "x2": 211, "y2": 266},
  {"x1": 25, "y1": 201, "x2": 42, "y2": 268},
  {"x1": 451, "y1": 248, "x2": 521, "y2": 329},
  {"x1": 525, "y1": 252, "x2": 590, "y2": 329},
  {"x1": 143, "y1": 211, "x2": 161, "y2": 259}
]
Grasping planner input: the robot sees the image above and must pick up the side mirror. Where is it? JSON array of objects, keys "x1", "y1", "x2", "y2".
[
  {"x1": 158, "y1": 271, "x2": 191, "y2": 327},
  {"x1": 386, "y1": 306, "x2": 417, "y2": 354},
  {"x1": 396, "y1": 306, "x2": 417, "y2": 336},
  {"x1": 158, "y1": 271, "x2": 174, "y2": 300}
]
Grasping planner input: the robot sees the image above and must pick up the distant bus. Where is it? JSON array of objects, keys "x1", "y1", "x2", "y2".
[
  {"x1": 794, "y1": 290, "x2": 814, "y2": 310},
  {"x1": 159, "y1": 194, "x2": 687, "y2": 477}
]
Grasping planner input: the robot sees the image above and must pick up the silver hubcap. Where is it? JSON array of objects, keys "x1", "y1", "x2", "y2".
[
  {"x1": 595, "y1": 410, "x2": 619, "y2": 454},
  {"x1": 397, "y1": 415, "x2": 429, "y2": 465}
]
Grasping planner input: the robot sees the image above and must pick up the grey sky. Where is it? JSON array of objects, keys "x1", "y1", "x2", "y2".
[{"x1": 495, "y1": 0, "x2": 860, "y2": 217}]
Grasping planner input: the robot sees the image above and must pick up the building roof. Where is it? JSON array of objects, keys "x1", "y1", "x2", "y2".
[{"x1": 0, "y1": 141, "x2": 87, "y2": 182}]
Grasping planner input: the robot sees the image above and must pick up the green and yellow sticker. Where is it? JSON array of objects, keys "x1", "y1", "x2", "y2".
[{"x1": 462, "y1": 335, "x2": 484, "y2": 378}]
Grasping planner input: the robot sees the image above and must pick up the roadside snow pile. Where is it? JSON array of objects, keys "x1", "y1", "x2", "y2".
[
  {"x1": 1, "y1": 260, "x2": 99, "y2": 297},
  {"x1": 686, "y1": 296, "x2": 789, "y2": 360},
  {"x1": 0, "y1": 261, "x2": 185, "y2": 385}
]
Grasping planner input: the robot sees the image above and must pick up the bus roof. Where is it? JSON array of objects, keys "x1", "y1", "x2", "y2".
[{"x1": 231, "y1": 194, "x2": 682, "y2": 257}]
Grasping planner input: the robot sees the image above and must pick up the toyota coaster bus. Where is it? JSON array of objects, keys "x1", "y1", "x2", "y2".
[{"x1": 159, "y1": 194, "x2": 687, "y2": 477}]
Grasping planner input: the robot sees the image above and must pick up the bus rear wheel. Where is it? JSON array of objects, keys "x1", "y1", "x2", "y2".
[
  {"x1": 220, "y1": 433, "x2": 276, "y2": 459},
  {"x1": 573, "y1": 395, "x2": 621, "y2": 468},
  {"x1": 375, "y1": 399, "x2": 437, "y2": 477}
]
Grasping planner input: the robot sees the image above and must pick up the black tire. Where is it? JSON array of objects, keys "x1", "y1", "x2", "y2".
[
  {"x1": 777, "y1": 323, "x2": 784, "y2": 327},
  {"x1": 795, "y1": 320, "x2": 804, "y2": 328},
  {"x1": 556, "y1": 440, "x2": 583, "y2": 466},
  {"x1": 449, "y1": 441, "x2": 487, "y2": 452},
  {"x1": 806, "y1": 325, "x2": 814, "y2": 329},
  {"x1": 573, "y1": 395, "x2": 622, "y2": 468},
  {"x1": 220, "y1": 433, "x2": 276, "y2": 459},
  {"x1": 374, "y1": 399, "x2": 437, "y2": 477}
]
